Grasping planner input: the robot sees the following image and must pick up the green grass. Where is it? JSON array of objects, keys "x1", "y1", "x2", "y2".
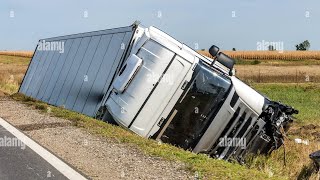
[
  {"x1": 244, "y1": 83, "x2": 320, "y2": 179},
  {"x1": 11, "y1": 93, "x2": 283, "y2": 180},
  {"x1": 0, "y1": 83, "x2": 20, "y2": 94},
  {"x1": 252, "y1": 83, "x2": 320, "y2": 124}
]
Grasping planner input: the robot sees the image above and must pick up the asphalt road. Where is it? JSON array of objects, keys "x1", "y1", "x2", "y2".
[{"x1": 0, "y1": 117, "x2": 87, "y2": 180}]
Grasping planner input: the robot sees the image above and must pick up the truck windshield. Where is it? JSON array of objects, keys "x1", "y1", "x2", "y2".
[{"x1": 160, "y1": 62, "x2": 231, "y2": 150}]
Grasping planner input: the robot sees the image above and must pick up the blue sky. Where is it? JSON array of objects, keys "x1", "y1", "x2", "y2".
[{"x1": 0, "y1": 0, "x2": 319, "y2": 51}]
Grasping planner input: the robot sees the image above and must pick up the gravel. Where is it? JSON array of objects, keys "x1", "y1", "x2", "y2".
[{"x1": 0, "y1": 96, "x2": 193, "y2": 180}]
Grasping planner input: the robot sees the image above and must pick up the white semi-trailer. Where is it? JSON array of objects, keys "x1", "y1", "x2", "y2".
[{"x1": 20, "y1": 22, "x2": 298, "y2": 162}]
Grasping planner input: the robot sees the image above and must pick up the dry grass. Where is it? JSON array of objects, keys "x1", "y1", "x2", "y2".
[
  {"x1": 248, "y1": 83, "x2": 320, "y2": 179},
  {"x1": 198, "y1": 50, "x2": 320, "y2": 83},
  {"x1": 236, "y1": 65, "x2": 320, "y2": 83},
  {"x1": 0, "y1": 51, "x2": 33, "y2": 58},
  {"x1": 199, "y1": 50, "x2": 320, "y2": 60},
  {"x1": 2, "y1": 50, "x2": 320, "y2": 61},
  {"x1": 0, "y1": 55, "x2": 29, "y2": 94},
  {"x1": 246, "y1": 136, "x2": 320, "y2": 179}
]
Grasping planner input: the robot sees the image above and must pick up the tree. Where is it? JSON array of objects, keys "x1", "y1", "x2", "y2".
[
  {"x1": 232, "y1": 48, "x2": 236, "y2": 51},
  {"x1": 295, "y1": 40, "x2": 310, "y2": 51}
]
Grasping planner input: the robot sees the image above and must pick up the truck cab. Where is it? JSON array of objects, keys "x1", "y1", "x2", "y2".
[{"x1": 105, "y1": 25, "x2": 297, "y2": 161}]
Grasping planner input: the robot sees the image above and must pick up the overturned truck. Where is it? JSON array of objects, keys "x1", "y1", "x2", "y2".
[{"x1": 19, "y1": 22, "x2": 298, "y2": 162}]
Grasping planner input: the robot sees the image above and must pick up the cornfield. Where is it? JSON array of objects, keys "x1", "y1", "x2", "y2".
[
  {"x1": 2, "y1": 50, "x2": 320, "y2": 60},
  {"x1": 198, "y1": 51, "x2": 320, "y2": 60},
  {"x1": 0, "y1": 51, "x2": 33, "y2": 58}
]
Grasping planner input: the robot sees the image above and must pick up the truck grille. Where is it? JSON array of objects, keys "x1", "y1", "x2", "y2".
[{"x1": 210, "y1": 102, "x2": 259, "y2": 160}]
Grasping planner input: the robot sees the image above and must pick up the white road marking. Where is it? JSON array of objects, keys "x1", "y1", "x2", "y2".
[{"x1": 0, "y1": 117, "x2": 87, "y2": 180}]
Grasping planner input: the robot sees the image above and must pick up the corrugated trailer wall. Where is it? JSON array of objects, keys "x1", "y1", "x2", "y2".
[{"x1": 19, "y1": 25, "x2": 136, "y2": 117}]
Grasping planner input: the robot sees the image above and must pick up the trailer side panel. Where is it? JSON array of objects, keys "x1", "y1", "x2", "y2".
[{"x1": 19, "y1": 25, "x2": 135, "y2": 117}]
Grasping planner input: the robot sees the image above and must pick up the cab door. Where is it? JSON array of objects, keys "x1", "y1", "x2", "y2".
[{"x1": 130, "y1": 55, "x2": 193, "y2": 136}]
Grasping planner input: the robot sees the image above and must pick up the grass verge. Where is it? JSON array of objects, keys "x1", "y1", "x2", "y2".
[
  {"x1": 252, "y1": 83, "x2": 320, "y2": 125},
  {"x1": 11, "y1": 93, "x2": 282, "y2": 180},
  {"x1": 245, "y1": 83, "x2": 320, "y2": 179}
]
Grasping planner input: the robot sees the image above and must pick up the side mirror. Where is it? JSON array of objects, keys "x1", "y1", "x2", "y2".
[
  {"x1": 216, "y1": 52, "x2": 235, "y2": 75},
  {"x1": 209, "y1": 45, "x2": 220, "y2": 57}
]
